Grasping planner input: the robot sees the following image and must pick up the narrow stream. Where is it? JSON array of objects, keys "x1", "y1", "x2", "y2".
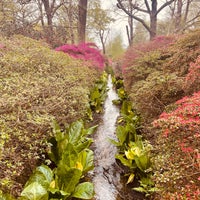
[{"x1": 91, "y1": 75, "x2": 122, "y2": 200}]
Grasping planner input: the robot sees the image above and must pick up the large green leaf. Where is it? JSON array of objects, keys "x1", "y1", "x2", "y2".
[
  {"x1": 90, "y1": 87, "x2": 101, "y2": 100},
  {"x1": 25, "y1": 165, "x2": 53, "y2": 190},
  {"x1": 21, "y1": 182, "x2": 48, "y2": 200},
  {"x1": 56, "y1": 167, "x2": 82, "y2": 194},
  {"x1": 76, "y1": 138, "x2": 93, "y2": 153},
  {"x1": 37, "y1": 165, "x2": 53, "y2": 184},
  {"x1": 116, "y1": 125, "x2": 128, "y2": 145},
  {"x1": 77, "y1": 149, "x2": 94, "y2": 174},
  {"x1": 109, "y1": 138, "x2": 121, "y2": 147},
  {"x1": 68, "y1": 121, "x2": 84, "y2": 145},
  {"x1": 83, "y1": 125, "x2": 98, "y2": 136},
  {"x1": 115, "y1": 154, "x2": 135, "y2": 169},
  {"x1": 135, "y1": 154, "x2": 150, "y2": 172},
  {"x1": 72, "y1": 182, "x2": 94, "y2": 199},
  {"x1": 61, "y1": 143, "x2": 78, "y2": 168}
]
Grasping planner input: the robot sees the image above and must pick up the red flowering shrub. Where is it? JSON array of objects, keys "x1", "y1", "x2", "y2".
[
  {"x1": 122, "y1": 35, "x2": 175, "y2": 91},
  {"x1": 183, "y1": 56, "x2": 200, "y2": 94},
  {"x1": 122, "y1": 35, "x2": 175, "y2": 70},
  {"x1": 55, "y1": 43, "x2": 105, "y2": 70},
  {"x1": 153, "y1": 91, "x2": 200, "y2": 199}
]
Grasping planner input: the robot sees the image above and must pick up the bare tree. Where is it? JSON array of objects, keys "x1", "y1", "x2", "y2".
[
  {"x1": 87, "y1": 1, "x2": 114, "y2": 54},
  {"x1": 169, "y1": 0, "x2": 200, "y2": 33},
  {"x1": 40, "y1": 0, "x2": 64, "y2": 42},
  {"x1": 117, "y1": 0, "x2": 175, "y2": 40},
  {"x1": 126, "y1": 0, "x2": 134, "y2": 46}
]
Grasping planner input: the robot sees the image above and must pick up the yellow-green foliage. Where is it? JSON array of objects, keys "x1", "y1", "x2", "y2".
[{"x1": 0, "y1": 35, "x2": 100, "y2": 197}]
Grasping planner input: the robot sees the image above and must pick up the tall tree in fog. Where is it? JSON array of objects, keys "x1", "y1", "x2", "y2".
[
  {"x1": 78, "y1": 0, "x2": 88, "y2": 43},
  {"x1": 117, "y1": 0, "x2": 175, "y2": 40}
]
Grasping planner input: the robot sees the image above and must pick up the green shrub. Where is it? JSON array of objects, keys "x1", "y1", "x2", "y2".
[{"x1": 0, "y1": 35, "x2": 100, "y2": 197}]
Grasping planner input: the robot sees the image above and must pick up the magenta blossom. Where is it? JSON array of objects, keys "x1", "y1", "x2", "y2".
[{"x1": 55, "y1": 43, "x2": 105, "y2": 70}]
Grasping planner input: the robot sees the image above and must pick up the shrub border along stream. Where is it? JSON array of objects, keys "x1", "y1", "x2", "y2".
[
  {"x1": 0, "y1": 72, "x2": 108, "y2": 200},
  {"x1": 111, "y1": 76, "x2": 158, "y2": 197}
]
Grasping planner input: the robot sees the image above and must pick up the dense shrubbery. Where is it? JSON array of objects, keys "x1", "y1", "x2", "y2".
[
  {"x1": 120, "y1": 30, "x2": 200, "y2": 199},
  {"x1": 122, "y1": 36, "x2": 175, "y2": 89},
  {"x1": 55, "y1": 43, "x2": 105, "y2": 69},
  {"x1": 183, "y1": 56, "x2": 200, "y2": 94},
  {"x1": 122, "y1": 30, "x2": 200, "y2": 124},
  {"x1": 0, "y1": 35, "x2": 101, "y2": 197},
  {"x1": 153, "y1": 92, "x2": 200, "y2": 199}
]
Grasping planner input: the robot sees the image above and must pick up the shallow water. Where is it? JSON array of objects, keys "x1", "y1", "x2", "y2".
[{"x1": 91, "y1": 75, "x2": 121, "y2": 200}]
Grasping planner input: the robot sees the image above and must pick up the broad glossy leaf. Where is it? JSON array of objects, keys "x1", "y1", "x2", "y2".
[
  {"x1": 37, "y1": 165, "x2": 53, "y2": 184},
  {"x1": 69, "y1": 121, "x2": 83, "y2": 144},
  {"x1": 83, "y1": 125, "x2": 98, "y2": 136},
  {"x1": 24, "y1": 165, "x2": 53, "y2": 190},
  {"x1": 56, "y1": 167, "x2": 82, "y2": 194},
  {"x1": 76, "y1": 138, "x2": 93, "y2": 153},
  {"x1": 135, "y1": 154, "x2": 150, "y2": 172},
  {"x1": 77, "y1": 149, "x2": 94, "y2": 174},
  {"x1": 109, "y1": 138, "x2": 121, "y2": 147},
  {"x1": 21, "y1": 182, "x2": 48, "y2": 200},
  {"x1": 72, "y1": 182, "x2": 94, "y2": 199},
  {"x1": 133, "y1": 187, "x2": 147, "y2": 193},
  {"x1": 90, "y1": 87, "x2": 101, "y2": 100},
  {"x1": 115, "y1": 154, "x2": 135, "y2": 168},
  {"x1": 116, "y1": 125, "x2": 127, "y2": 145},
  {"x1": 61, "y1": 143, "x2": 78, "y2": 168}
]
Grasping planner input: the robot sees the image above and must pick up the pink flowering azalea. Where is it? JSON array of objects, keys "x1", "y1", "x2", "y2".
[{"x1": 55, "y1": 43, "x2": 105, "y2": 70}]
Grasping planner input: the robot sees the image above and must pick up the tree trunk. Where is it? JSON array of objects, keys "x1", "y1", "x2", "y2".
[
  {"x1": 175, "y1": 0, "x2": 183, "y2": 32},
  {"x1": 42, "y1": 0, "x2": 53, "y2": 43},
  {"x1": 100, "y1": 30, "x2": 106, "y2": 54},
  {"x1": 150, "y1": 0, "x2": 157, "y2": 40},
  {"x1": 78, "y1": 0, "x2": 88, "y2": 43}
]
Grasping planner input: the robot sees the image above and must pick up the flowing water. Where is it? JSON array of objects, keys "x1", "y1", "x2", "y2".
[
  {"x1": 91, "y1": 75, "x2": 122, "y2": 200},
  {"x1": 90, "y1": 75, "x2": 147, "y2": 200}
]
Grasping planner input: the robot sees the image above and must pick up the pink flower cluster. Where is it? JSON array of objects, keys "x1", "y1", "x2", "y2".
[
  {"x1": 154, "y1": 91, "x2": 200, "y2": 133},
  {"x1": 55, "y1": 43, "x2": 105, "y2": 70},
  {"x1": 153, "y1": 91, "x2": 200, "y2": 198}
]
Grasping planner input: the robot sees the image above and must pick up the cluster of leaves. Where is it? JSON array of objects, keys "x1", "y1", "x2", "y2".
[
  {"x1": 111, "y1": 79, "x2": 156, "y2": 196},
  {"x1": 152, "y1": 91, "x2": 200, "y2": 199},
  {"x1": 0, "y1": 35, "x2": 101, "y2": 197},
  {"x1": 111, "y1": 76, "x2": 127, "y2": 106},
  {"x1": 112, "y1": 100, "x2": 155, "y2": 196},
  {"x1": 0, "y1": 120, "x2": 97, "y2": 200},
  {"x1": 55, "y1": 43, "x2": 106, "y2": 70},
  {"x1": 87, "y1": 72, "x2": 108, "y2": 119}
]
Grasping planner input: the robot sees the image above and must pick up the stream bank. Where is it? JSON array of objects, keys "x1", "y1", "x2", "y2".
[{"x1": 90, "y1": 75, "x2": 146, "y2": 200}]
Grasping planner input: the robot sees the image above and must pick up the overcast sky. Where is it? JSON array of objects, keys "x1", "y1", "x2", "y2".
[{"x1": 100, "y1": 0, "x2": 129, "y2": 47}]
